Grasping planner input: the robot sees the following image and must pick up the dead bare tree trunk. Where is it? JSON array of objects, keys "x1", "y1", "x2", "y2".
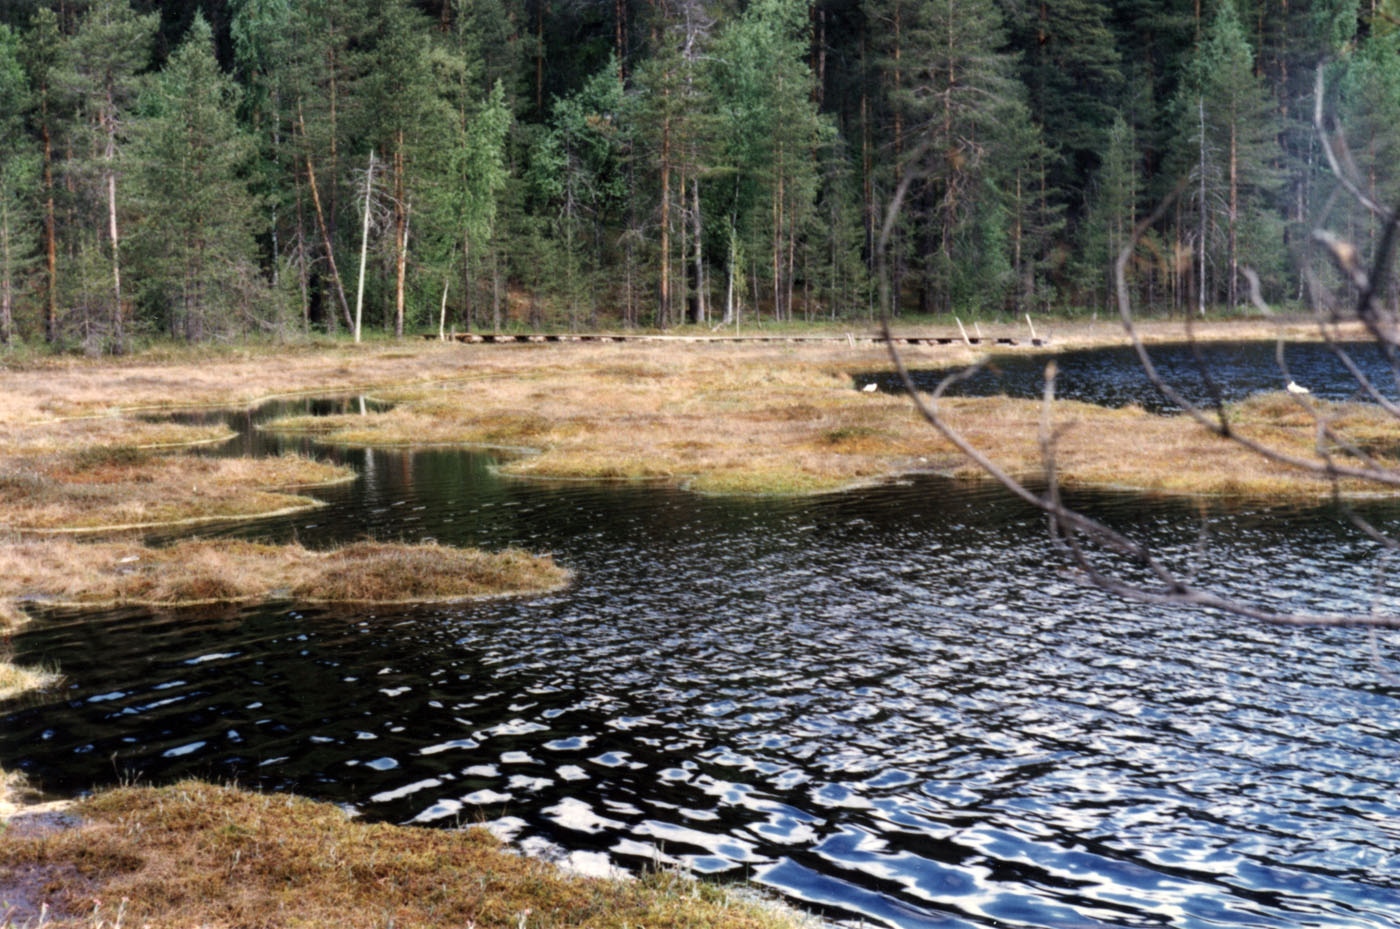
[{"x1": 300, "y1": 105, "x2": 354, "y2": 332}]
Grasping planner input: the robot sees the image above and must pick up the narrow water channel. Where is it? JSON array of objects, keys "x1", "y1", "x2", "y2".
[{"x1": 4, "y1": 363, "x2": 1400, "y2": 928}]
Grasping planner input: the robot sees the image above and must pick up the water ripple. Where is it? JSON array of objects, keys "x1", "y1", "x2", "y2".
[{"x1": 4, "y1": 389, "x2": 1400, "y2": 928}]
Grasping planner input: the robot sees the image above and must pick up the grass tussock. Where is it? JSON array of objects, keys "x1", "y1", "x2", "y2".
[
  {"x1": 0, "y1": 539, "x2": 566, "y2": 701},
  {"x1": 0, "y1": 781, "x2": 811, "y2": 929},
  {"x1": 0, "y1": 662, "x2": 59, "y2": 703},
  {"x1": 5, "y1": 418, "x2": 233, "y2": 457},
  {"x1": 939, "y1": 391, "x2": 1400, "y2": 497},
  {"x1": 0, "y1": 538, "x2": 569, "y2": 614},
  {"x1": 0, "y1": 453, "x2": 350, "y2": 532},
  {"x1": 0, "y1": 414, "x2": 335, "y2": 533}
]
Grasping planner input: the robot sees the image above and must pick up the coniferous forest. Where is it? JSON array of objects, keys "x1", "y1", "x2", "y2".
[{"x1": 0, "y1": 0, "x2": 1390, "y2": 348}]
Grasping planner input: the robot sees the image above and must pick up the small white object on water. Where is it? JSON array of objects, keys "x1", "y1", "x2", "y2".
[
  {"x1": 862, "y1": 382, "x2": 878, "y2": 392},
  {"x1": 1286, "y1": 380, "x2": 1310, "y2": 395}
]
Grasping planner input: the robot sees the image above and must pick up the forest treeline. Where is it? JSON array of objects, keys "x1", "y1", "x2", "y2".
[{"x1": 0, "y1": 0, "x2": 1392, "y2": 348}]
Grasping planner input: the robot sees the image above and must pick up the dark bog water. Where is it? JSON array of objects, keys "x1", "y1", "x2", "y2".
[
  {"x1": 868, "y1": 339, "x2": 1400, "y2": 412},
  {"x1": 5, "y1": 373, "x2": 1400, "y2": 928}
]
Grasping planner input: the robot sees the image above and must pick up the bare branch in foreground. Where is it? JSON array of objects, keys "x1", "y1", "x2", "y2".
[{"x1": 877, "y1": 63, "x2": 1400, "y2": 629}]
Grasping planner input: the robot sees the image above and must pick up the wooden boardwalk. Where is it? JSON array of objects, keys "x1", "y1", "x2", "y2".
[{"x1": 433, "y1": 332, "x2": 1050, "y2": 347}]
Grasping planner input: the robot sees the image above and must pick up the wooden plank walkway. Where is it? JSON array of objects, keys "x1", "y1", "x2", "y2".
[{"x1": 429, "y1": 332, "x2": 1050, "y2": 347}]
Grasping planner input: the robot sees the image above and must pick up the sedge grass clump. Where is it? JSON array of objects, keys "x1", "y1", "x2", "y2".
[
  {"x1": 292, "y1": 542, "x2": 566, "y2": 601},
  {"x1": 68, "y1": 445, "x2": 152, "y2": 471},
  {"x1": 0, "y1": 782, "x2": 812, "y2": 929},
  {"x1": 1, "y1": 453, "x2": 351, "y2": 532},
  {"x1": 0, "y1": 538, "x2": 569, "y2": 616},
  {"x1": 0, "y1": 662, "x2": 60, "y2": 702},
  {"x1": 0, "y1": 538, "x2": 568, "y2": 701}
]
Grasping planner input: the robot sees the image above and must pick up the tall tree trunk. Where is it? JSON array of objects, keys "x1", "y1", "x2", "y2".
[
  {"x1": 295, "y1": 167, "x2": 311, "y2": 331},
  {"x1": 104, "y1": 90, "x2": 124, "y2": 354},
  {"x1": 860, "y1": 24, "x2": 873, "y2": 266},
  {"x1": 394, "y1": 139, "x2": 408, "y2": 338},
  {"x1": 270, "y1": 91, "x2": 283, "y2": 289},
  {"x1": 678, "y1": 169, "x2": 688, "y2": 321},
  {"x1": 1228, "y1": 120, "x2": 1238, "y2": 310},
  {"x1": 1013, "y1": 169, "x2": 1024, "y2": 310},
  {"x1": 1, "y1": 199, "x2": 12, "y2": 344},
  {"x1": 892, "y1": 1, "x2": 902, "y2": 169},
  {"x1": 300, "y1": 104, "x2": 354, "y2": 330},
  {"x1": 1198, "y1": 96, "x2": 1207, "y2": 317},
  {"x1": 462, "y1": 236, "x2": 474, "y2": 330},
  {"x1": 786, "y1": 197, "x2": 796, "y2": 320},
  {"x1": 890, "y1": 2, "x2": 903, "y2": 312},
  {"x1": 492, "y1": 243, "x2": 502, "y2": 332},
  {"x1": 354, "y1": 149, "x2": 374, "y2": 343},
  {"x1": 723, "y1": 216, "x2": 736, "y2": 325},
  {"x1": 659, "y1": 99, "x2": 672, "y2": 327},
  {"x1": 692, "y1": 175, "x2": 705, "y2": 324},
  {"x1": 615, "y1": 0, "x2": 626, "y2": 81},
  {"x1": 536, "y1": 0, "x2": 545, "y2": 112},
  {"x1": 438, "y1": 277, "x2": 450, "y2": 339},
  {"x1": 40, "y1": 97, "x2": 57, "y2": 343},
  {"x1": 326, "y1": 41, "x2": 340, "y2": 255},
  {"x1": 773, "y1": 156, "x2": 783, "y2": 319}
]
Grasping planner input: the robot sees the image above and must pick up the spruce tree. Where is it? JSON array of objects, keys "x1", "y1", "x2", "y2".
[
  {"x1": 1078, "y1": 114, "x2": 1138, "y2": 310},
  {"x1": 230, "y1": 0, "x2": 296, "y2": 315},
  {"x1": 879, "y1": 0, "x2": 1024, "y2": 313},
  {"x1": 707, "y1": 0, "x2": 823, "y2": 322},
  {"x1": 130, "y1": 14, "x2": 264, "y2": 341},
  {"x1": 1016, "y1": 0, "x2": 1124, "y2": 223},
  {"x1": 21, "y1": 8, "x2": 63, "y2": 343},
  {"x1": 0, "y1": 23, "x2": 36, "y2": 345}
]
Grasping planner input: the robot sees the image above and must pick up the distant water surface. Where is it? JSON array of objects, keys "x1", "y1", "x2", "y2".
[{"x1": 867, "y1": 339, "x2": 1400, "y2": 412}]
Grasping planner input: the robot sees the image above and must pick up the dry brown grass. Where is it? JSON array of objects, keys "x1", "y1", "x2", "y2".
[
  {"x1": 255, "y1": 335, "x2": 1397, "y2": 498},
  {"x1": 935, "y1": 393, "x2": 1397, "y2": 497},
  {"x1": 0, "y1": 663, "x2": 59, "y2": 703},
  {"x1": 0, "y1": 538, "x2": 569, "y2": 616},
  {"x1": 0, "y1": 781, "x2": 811, "y2": 929},
  {"x1": 266, "y1": 343, "x2": 945, "y2": 495},
  {"x1": 0, "y1": 539, "x2": 566, "y2": 702},
  {"x1": 0, "y1": 341, "x2": 486, "y2": 424},
  {"x1": 0, "y1": 452, "x2": 350, "y2": 533},
  {"x1": 0, "y1": 321, "x2": 1389, "y2": 508},
  {"x1": 0, "y1": 411, "x2": 335, "y2": 535},
  {"x1": 4, "y1": 418, "x2": 233, "y2": 457}
]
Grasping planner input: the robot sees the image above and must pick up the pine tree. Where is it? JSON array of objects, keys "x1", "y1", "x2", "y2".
[
  {"x1": 1174, "y1": 0, "x2": 1283, "y2": 311},
  {"x1": 285, "y1": 0, "x2": 375, "y2": 333},
  {"x1": 530, "y1": 61, "x2": 627, "y2": 328},
  {"x1": 130, "y1": 14, "x2": 264, "y2": 341},
  {"x1": 230, "y1": 0, "x2": 297, "y2": 317},
  {"x1": 421, "y1": 23, "x2": 512, "y2": 334},
  {"x1": 60, "y1": 0, "x2": 159, "y2": 353},
  {"x1": 1336, "y1": 30, "x2": 1400, "y2": 254}
]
